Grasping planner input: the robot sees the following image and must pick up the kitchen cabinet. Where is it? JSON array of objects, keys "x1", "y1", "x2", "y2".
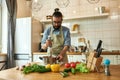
[
  {"x1": 15, "y1": 60, "x2": 29, "y2": 66},
  {"x1": 116, "y1": 55, "x2": 120, "y2": 65},
  {"x1": 101, "y1": 55, "x2": 120, "y2": 65},
  {"x1": 15, "y1": 17, "x2": 32, "y2": 66},
  {"x1": 68, "y1": 54, "x2": 120, "y2": 65},
  {"x1": 33, "y1": 53, "x2": 83, "y2": 63},
  {"x1": 67, "y1": 55, "x2": 82, "y2": 63},
  {"x1": 14, "y1": 18, "x2": 42, "y2": 66},
  {"x1": 33, "y1": 54, "x2": 46, "y2": 65},
  {"x1": 0, "y1": 54, "x2": 7, "y2": 70},
  {"x1": 33, "y1": 52, "x2": 120, "y2": 65}
]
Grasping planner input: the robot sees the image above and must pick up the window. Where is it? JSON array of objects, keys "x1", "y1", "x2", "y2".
[{"x1": 0, "y1": 0, "x2": 2, "y2": 52}]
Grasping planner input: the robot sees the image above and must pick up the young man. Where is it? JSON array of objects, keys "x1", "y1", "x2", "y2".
[{"x1": 41, "y1": 8, "x2": 71, "y2": 63}]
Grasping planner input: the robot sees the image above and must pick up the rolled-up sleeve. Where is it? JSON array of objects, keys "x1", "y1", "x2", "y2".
[
  {"x1": 63, "y1": 27, "x2": 71, "y2": 47},
  {"x1": 41, "y1": 27, "x2": 50, "y2": 45}
]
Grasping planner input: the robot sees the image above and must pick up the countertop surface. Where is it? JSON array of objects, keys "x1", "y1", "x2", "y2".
[
  {"x1": 0, "y1": 53, "x2": 7, "y2": 63},
  {"x1": 0, "y1": 53, "x2": 7, "y2": 56},
  {"x1": 33, "y1": 51, "x2": 120, "y2": 55},
  {"x1": 0, "y1": 65, "x2": 120, "y2": 80}
]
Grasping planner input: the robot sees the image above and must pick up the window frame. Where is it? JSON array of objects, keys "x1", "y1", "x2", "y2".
[{"x1": 0, "y1": 0, "x2": 2, "y2": 52}]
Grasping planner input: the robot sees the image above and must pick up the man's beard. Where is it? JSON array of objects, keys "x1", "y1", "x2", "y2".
[{"x1": 53, "y1": 26, "x2": 61, "y2": 30}]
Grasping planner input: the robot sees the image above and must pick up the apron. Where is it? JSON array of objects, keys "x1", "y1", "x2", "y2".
[{"x1": 50, "y1": 26, "x2": 68, "y2": 63}]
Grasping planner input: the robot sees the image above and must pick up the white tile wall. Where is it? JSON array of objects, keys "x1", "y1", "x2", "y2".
[{"x1": 42, "y1": 0, "x2": 120, "y2": 51}]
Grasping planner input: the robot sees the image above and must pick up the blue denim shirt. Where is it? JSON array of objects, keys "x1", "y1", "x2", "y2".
[{"x1": 41, "y1": 26, "x2": 71, "y2": 47}]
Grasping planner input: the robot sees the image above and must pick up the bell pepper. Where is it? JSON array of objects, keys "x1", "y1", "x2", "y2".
[{"x1": 51, "y1": 64, "x2": 60, "y2": 72}]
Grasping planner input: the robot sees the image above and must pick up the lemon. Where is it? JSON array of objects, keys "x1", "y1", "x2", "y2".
[{"x1": 45, "y1": 64, "x2": 51, "y2": 69}]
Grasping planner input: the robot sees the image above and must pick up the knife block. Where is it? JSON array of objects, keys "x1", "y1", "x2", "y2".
[{"x1": 87, "y1": 51, "x2": 103, "y2": 72}]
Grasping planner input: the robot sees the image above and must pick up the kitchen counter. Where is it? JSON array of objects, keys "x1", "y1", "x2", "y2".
[
  {"x1": 0, "y1": 53, "x2": 7, "y2": 62},
  {"x1": 33, "y1": 52, "x2": 81, "y2": 55},
  {"x1": 0, "y1": 65, "x2": 120, "y2": 80},
  {"x1": 0, "y1": 53, "x2": 7, "y2": 56},
  {"x1": 33, "y1": 51, "x2": 120, "y2": 55}
]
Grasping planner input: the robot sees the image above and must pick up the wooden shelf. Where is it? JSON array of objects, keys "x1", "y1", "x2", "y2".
[
  {"x1": 40, "y1": 13, "x2": 109, "y2": 35},
  {"x1": 40, "y1": 31, "x2": 80, "y2": 35},
  {"x1": 70, "y1": 31, "x2": 80, "y2": 34},
  {"x1": 64, "y1": 13, "x2": 109, "y2": 20},
  {"x1": 40, "y1": 13, "x2": 109, "y2": 23}
]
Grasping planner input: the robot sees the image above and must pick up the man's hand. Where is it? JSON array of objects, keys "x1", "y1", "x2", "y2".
[
  {"x1": 41, "y1": 40, "x2": 52, "y2": 50},
  {"x1": 56, "y1": 46, "x2": 69, "y2": 61},
  {"x1": 46, "y1": 40, "x2": 52, "y2": 47},
  {"x1": 56, "y1": 54, "x2": 63, "y2": 61}
]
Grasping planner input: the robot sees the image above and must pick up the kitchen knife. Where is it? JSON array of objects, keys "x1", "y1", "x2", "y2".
[
  {"x1": 96, "y1": 40, "x2": 102, "y2": 52},
  {"x1": 96, "y1": 40, "x2": 102, "y2": 58}
]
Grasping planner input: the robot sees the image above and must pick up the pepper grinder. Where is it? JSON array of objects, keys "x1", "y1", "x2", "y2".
[
  {"x1": 103, "y1": 59, "x2": 111, "y2": 76},
  {"x1": 47, "y1": 36, "x2": 52, "y2": 57}
]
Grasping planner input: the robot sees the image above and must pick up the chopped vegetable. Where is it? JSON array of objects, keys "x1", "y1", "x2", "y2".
[
  {"x1": 71, "y1": 68, "x2": 76, "y2": 74},
  {"x1": 75, "y1": 63, "x2": 89, "y2": 73},
  {"x1": 60, "y1": 71, "x2": 69, "y2": 77},
  {"x1": 63, "y1": 68, "x2": 71, "y2": 72},
  {"x1": 23, "y1": 64, "x2": 51, "y2": 74}
]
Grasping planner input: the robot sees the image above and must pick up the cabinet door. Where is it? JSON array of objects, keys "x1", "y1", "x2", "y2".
[
  {"x1": 113, "y1": 55, "x2": 118, "y2": 65},
  {"x1": 33, "y1": 54, "x2": 47, "y2": 65},
  {"x1": 101, "y1": 55, "x2": 116, "y2": 65},
  {"x1": 67, "y1": 55, "x2": 74, "y2": 63},
  {"x1": 73, "y1": 55, "x2": 83, "y2": 62},
  {"x1": 67, "y1": 55, "x2": 82, "y2": 63},
  {"x1": 117, "y1": 55, "x2": 120, "y2": 65},
  {"x1": 15, "y1": 60, "x2": 29, "y2": 66}
]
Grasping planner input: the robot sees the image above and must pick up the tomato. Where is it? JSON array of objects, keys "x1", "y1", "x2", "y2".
[
  {"x1": 70, "y1": 63, "x2": 76, "y2": 68},
  {"x1": 64, "y1": 63, "x2": 70, "y2": 68}
]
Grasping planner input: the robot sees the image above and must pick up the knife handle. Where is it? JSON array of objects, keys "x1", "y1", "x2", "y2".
[{"x1": 96, "y1": 40, "x2": 102, "y2": 52}]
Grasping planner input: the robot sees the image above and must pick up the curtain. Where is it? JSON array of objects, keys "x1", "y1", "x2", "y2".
[{"x1": 6, "y1": 0, "x2": 17, "y2": 68}]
